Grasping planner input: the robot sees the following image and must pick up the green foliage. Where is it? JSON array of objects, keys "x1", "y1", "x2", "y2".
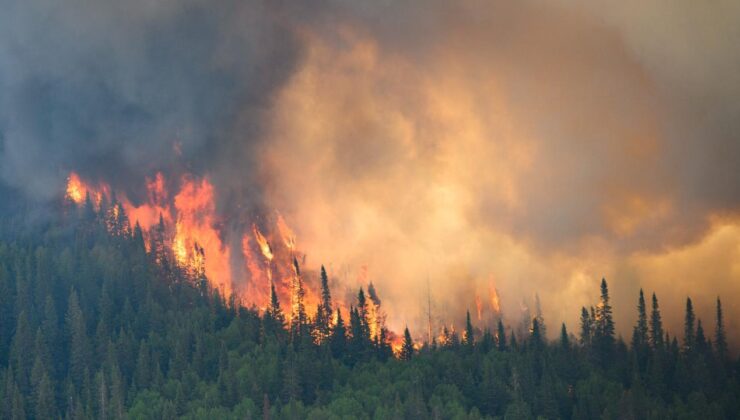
[{"x1": 0, "y1": 208, "x2": 735, "y2": 419}]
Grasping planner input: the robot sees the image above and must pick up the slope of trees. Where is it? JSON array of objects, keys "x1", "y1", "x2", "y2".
[{"x1": 0, "y1": 203, "x2": 736, "y2": 419}]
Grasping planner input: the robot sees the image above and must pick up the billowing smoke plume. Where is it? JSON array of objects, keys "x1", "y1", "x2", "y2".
[
  {"x1": 1, "y1": 0, "x2": 739, "y2": 344},
  {"x1": 0, "y1": 0, "x2": 299, "y2": 204}
]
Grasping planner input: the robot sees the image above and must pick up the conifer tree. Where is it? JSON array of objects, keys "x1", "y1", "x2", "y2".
[
  {"x1": 560, "y1": 323, "x2": 570, "y2": 350},
  {"x1": 266, "y1": 282, "x2": 286, "y2": 330},
  {"x1": 684, "y1": 297, "x2": 696, "y2": 353},
  {"x1": 330, "y1": 308, "x2": 347, "y2": 359},
  {"x1": 650, "y1": 293, "x2": 664, "y2": 349},
  {"x1": 579, "y1": 307, "x2": 592, "y2": 347},
  {"x1": 400, "y1": 327, "x2": 414, "y2": 361},
  {"x1": 695, "y1": 319, "x2": 708, "y2": 355},
  {"x1": 313, "y1": 266, "x2": 332, "y2": 344},
  {"x1": 530, "y1": 318, "x2": 543, "y2": 350},
  {"x1": 715, "y1": 297, "x2": 727, "y2": 361},
  {"x1": 356, "y1": 287, "x2": 371, "y2": 341},
  {"x1": 289, "y1": 257, "x2": 307, "y2": 339},
  {"x1": 535, "y1": 293, "x2": 547, "y2": 338},
  {"x1": 595, "y1": 279, "x2": 615, "y2": 342},
  {"x1": 463, "y1": 310, "x2": 475, "y2": 348},
  {"x1": 632, "y1": 289, "x2": 649, "y2": 350}
]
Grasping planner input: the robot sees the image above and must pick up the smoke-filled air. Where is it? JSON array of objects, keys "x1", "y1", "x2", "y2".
[{"x1": 2, "y1": 0, "x2": 740, "y2": 347}]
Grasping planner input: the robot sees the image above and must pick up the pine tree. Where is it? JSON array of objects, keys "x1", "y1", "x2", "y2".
[
  {"x1": 348, "y1": 306, "x2": 367, "y2": 359},
  {"x1": 579, "y1": 307, "x2": 592, "y2": 347},
  {"x1": 696, "y1": 319, "x2": 709, "y2": 355},
  {"x1": 632, "y1": 289, "x2": 649, "y2": 350},
  {"x1": 463, "y1": 310, "x2": 475, "y2": 348},
  {"x1": 715, "y1": 297, "x2": 727, "y2": 361},
  {"x1": 356, "y1": 287, "x2": 371, "y2": 342},
  {"x1": 595, "y1": 279, "x2": 615, "y2": 340},
  {"x1": 650, "y1": 293, "x2": 664, "y2": 349},
  {"x1": 684, "y1": 297, "x2": 696, "y2": 353},
  {"x1": 400, "y1": 327, "x2": 414, "y2": 361},
  {"x1": 535, "y1": 293, "x2": 547, "y2": 338},
  {"x1": 313, "y1": 265, "x2": 333, "y2": 344},
  {"x1": 329, "y1": 309, "x2": 346, "y2": 359},
  {"x1": 266, "y1": 282, "x2": 286, "y2": 331},
  {"x1": 560, "y1": 323, "x2": 570, "y2": 350},
  {"x1": 289, "y1": 257, "x2": 307, "y2": 339},
  {"x1": 530, "y1": 318, "x2": 543, "y2": 350}
]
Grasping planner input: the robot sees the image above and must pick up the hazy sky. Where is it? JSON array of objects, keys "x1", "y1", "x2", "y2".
[{"x1": 1, "y1": 0, "x2": 739, "y2": 342}]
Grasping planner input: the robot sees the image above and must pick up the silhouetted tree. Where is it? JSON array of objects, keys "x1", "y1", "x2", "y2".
[
  {"x1": 715, "y1": 297, "x2": 727, "y2": 361},
  {"x1": 400, "y1": 327, "x2": 414, "y2": 361},
  {"x1": 463, "y1": 310, "x2": 475, "y2": 348},
  {"x1": 684, "y1": 297, "x2": 695, "y2": 353},
  {"x1": 650, "y1": 293, "x2": 664, "y2": 349}
]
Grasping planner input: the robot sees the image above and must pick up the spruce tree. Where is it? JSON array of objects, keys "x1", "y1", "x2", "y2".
[
  {"x1": 463, "y1": 310, "x2": 475, "y2": 348},
  {"x1": 579, "y1": 307, "x2": 592, "y2": 347},
  {"x1": 560, "y1": 323, "x2": 570, "y2": 350},
  {"x1": 266, "y1": 282, "x2": 286, "y2": 332},
  {"x1": 530, "y1": 318, "x2": 543, "y2": 350},
  {"x1": 535, "y1": 293, "x2": 546, "y2": 338},
  {"x1": 356, "y1": 287, "x2": 371, "y2": 342},
  {"x1": 313, "y1": 265, "x2": 332, "y2": 344},
  {"x1": 329, "y1": 308, "x2": 347, "y2": 359},
  {"x1": 684, "y1": 297, "x2": 695, "y2": 353},
  {"x1": 650, "y1": 293, "x2": 664, "y2": 349},
  {"x1": 400, "y1": 327, "x2": 414, "y2": 361},
  {"x1": 632, "y1": 289, "x2": 648, "y2": 350},
  {"x1": 289, "y1": 257, "x2": 307, "y2": 339},
  {"x1": 715, "y1": 297, "x2": 727, "y2": 361}
]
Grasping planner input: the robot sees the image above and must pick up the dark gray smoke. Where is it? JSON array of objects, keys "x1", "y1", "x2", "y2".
[{"x1": 0, "y1": 0, "x2": 300, "y2": 205}]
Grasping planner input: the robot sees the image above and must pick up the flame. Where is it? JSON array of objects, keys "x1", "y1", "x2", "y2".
[
  {"x1": 65, "y1": 172, "x2": 106, "y2": 207},
  {"x1": 123, "y1": 173, "x2": 171, "y2": 230},
  {"x1": 63, "y1": 171, "x2": 380, "y2": 340},
  {"x1": 489, "y1": 285, "x2": 501, "y2": 314},
  {"x1": 66, "y1": 173, "x2": 86, "y2": 204},
  {"x1": 475, "y1": 294, "x2": 483, "y2": 321},
  {"x1": 276, "y1": 213, "x2": 297, "y2": 252},
  {"x1": 252, "y1": 224, "x2": 274, "y2": 261},
  {"x1": 172, "y1": 177, "x2": 232, "y2": 296}
]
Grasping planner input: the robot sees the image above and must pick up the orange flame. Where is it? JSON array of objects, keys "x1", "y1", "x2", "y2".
[
  {"x1": 276, "y1": 213, "x2": 297, "y2": 252},
  {"x1": 489, "y1": 285, "x2": 501, "y2": 314},
  {"x1": 475, "y1": 294, "x2": 483, "y2": 321},
  {"x1": 65, "y1": 173, "x2": 86, "y2": 204},
  {"x1": 252, "y1": 224, "x2": 274, "y2": 261},
  {"x1": 172, "y1": 177, "x2": 232, "y2": 296}
]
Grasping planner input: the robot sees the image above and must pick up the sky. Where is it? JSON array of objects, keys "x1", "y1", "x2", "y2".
[{"x1": 1, "y1": 0, "x2": 739, "y2": 343}]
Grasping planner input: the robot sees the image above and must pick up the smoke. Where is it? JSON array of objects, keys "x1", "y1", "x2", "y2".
[
  {"x1": 1, "y1": 0, "x2": 739, "y2": 343},
  {"x1": 0, "y1": 0, "x2": 300, "y2": 203}
]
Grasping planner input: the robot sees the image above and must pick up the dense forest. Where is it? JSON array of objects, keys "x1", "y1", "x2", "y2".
[{"x1": 0, "y1": 200, "x2": 737, "y2": 419}]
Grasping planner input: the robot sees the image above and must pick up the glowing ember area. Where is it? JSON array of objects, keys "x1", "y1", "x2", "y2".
[
  {"x1": 64, "y1": 171, "x2": 326, "y2": 318},
  {"x1": 475, "y1": 294, "x2": 483, "y2": 321},
  {"x1": 252, "y1": 224, "x2": 274, "y2": 261},
  {"x1": 65, "y1": 173, "x2": 85, "y2": 204},
  {"x1": 276, "y1": 213, "x2": 297, "y2": 252},
  {"x1": 489, "y1": 286, "x2": 501, "y2": 314}
]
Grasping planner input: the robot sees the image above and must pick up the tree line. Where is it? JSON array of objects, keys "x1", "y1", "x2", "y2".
[{"x1": 0, "y1": 198, "x2": 735, "y2": 418}]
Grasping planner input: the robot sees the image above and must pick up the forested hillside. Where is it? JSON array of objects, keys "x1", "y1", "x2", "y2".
[{"x1": 0, "y1": 204, "x2": 737, "y2": 419}]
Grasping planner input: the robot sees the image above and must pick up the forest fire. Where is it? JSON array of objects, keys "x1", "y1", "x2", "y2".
[
  {"x1": 63, "y1": 171, "x2": 514, "y2": 352},
  {"x1": 63, "y1": 171, "x2": 377, "y2": 336}
]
